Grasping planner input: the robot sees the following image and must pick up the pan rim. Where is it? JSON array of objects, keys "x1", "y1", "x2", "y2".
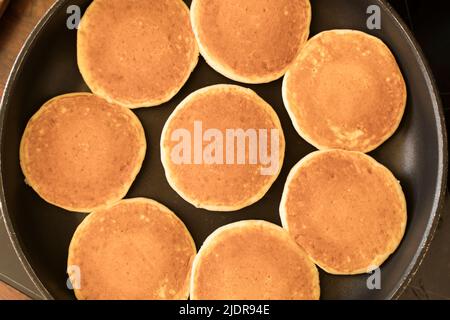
[
  {"x1": 376, "y1": 0, "x2": 448, "y2": 300},
  {"x1": 0, "y1": 0, "x2": 447, "y2": 300},
  {"x1": 0, "y1": 0, "x2": 67, "y2": 300}
]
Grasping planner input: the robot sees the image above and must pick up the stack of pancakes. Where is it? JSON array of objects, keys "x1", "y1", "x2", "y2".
[{"x1": 20, "y1": 0, "x2": 407, "y2": 300}]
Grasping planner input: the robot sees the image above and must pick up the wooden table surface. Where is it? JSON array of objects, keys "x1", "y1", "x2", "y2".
[{"x1": 0, "y1": 0, "x2": 56, "y2": 300}]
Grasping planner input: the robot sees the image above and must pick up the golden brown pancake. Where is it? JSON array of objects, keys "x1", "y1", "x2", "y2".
[
  {"x1": 68, "y1": 198, "x2": 196, "y2": 300},
  {"x1": 283, "y1": 30, "x2": 407, "y2": 152},
  {"x1": 280, "y1": 150, "x2": 407, "y2": 275},
  {"x1": 161, "y1": 84, "x2": 285, "y2": 211},
  {"x1": 190, "y1": 220, "x2": 320, "y2": 300},
  {"x1": 78, "y1": 0, "x2": 198, "y2": 108},
  {"x1": 190, "y1": 0, "x2": 311, "y2": 83},
  {"x1": 20, "y1": 93, "x2": 146, "y2": 213}
]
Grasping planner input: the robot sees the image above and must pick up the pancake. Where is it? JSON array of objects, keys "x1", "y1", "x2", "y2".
[
  {"x1": 67, "y1": 198, "x2": 196, "y2": 300},
  {"x1": 160, "y1": 84, "x2": 285, "y2": 211},
  {"x1": 20, "y1": 93, "x2": 146, "y2": 213},
  {"x1": 190, "y1": 220, "x2": 320, "y2": 300},
  {"x1": 280, "y1": 150, "x2": 407, "y2": 275},
  {"x1": 283, "y1": 30, "x2": 407, "y2": 152},
  {"x1": 190, "y1": 0, "x2": 311, "y2": 83},
  {"x1": 77, "y1": 0, "x2": 198, "y2": 108}
]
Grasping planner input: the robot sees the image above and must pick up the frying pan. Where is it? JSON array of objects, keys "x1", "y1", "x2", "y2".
[{"x1": 0, "y1": 0, "x2": 447, "y2": 300}]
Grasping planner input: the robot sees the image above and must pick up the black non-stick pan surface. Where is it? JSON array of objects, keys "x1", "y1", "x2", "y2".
[{"x1": 0, "y1": 0, "x2": 447, "y2": 300}]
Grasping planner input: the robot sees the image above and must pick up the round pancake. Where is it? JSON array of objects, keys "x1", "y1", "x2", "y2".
[
  {"x1": 20, "y1": 93, "x2": 146, "y2": 213},
  {"x1": 190, "y1": 220, "x2": 320, "y2": 300},
  {"x1": 78, "y1": 0, "x2": 198, "y2": 108},
  {"x1": 161, "y1": 84, "x2": 285, "y2": 211},
  {"x1": 283, "y1": 30, "x2": 407, "y2": 152},
  {"x1": 190, "y1": 0, "x2": 311, "y2": 83},
  {"x1": 280, "y1": 150, "x2": 407, "y2": 275},
  {"x1": 68, "y1": 198, "x2": 196, "y2": 300}
]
